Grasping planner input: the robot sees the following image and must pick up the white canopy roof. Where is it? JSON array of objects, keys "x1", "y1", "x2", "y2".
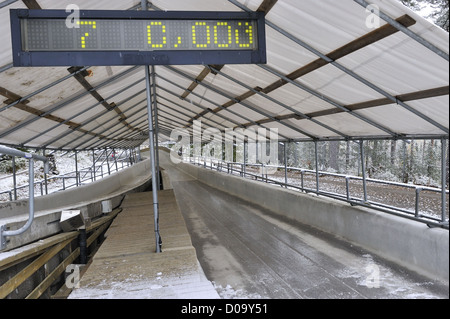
[{"x1": 0, "y1": 0, "x2": 448, "y2": 151}]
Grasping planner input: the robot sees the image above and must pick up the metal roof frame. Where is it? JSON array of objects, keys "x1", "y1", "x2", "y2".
[{"x1": 0, "y1": 0, "x2": 448, "y2": 153}]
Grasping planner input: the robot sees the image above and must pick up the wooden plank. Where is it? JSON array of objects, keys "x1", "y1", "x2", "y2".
[
  {"x1": 0, "y1": 238, "x2": 74, "y2": 299},
  {"x1": 262, "y1": 14, "x2": 417, "y2": 95},
  {"x1": 22, "y1": 0, "x2": 41, "y2": 9},
  {"x1": 0, "y1": 232, "x2": 78, "y2": 271},
  {"x1": 68, "y1": 190, "x2": 220, "y2": 299},
  {"x1": 181, "y1": 65, "x2": 225, "y2": 99},
  {"x1": 306, "y1": 86, "x2": 450, "y2": 118},
  {"x1": 0, "y1": 86, "x2": 114, "y2": 140},
  {"x1": 233, "y1": 86, "x2": 449, "y2": 128},
  {"x1": 25, "y1": 248, "x2": 80, "y2": 299},
  {"x1": 206, "y1": 15, "x2": 417, "y2": 115},
  {"x1": 26, "y1": 219, "x2": 114, "y2": 299},
  {"x1": 257, "y1": 0, "x2": 278, "y2": 15}
]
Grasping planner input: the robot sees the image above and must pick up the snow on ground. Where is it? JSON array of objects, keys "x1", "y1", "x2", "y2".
[
  {"x1": 1, "y1": 155, "x2": 447, "y2": 223},
  {"x1": 0, "y1": 151, "x2": 130, "y2": 202}
]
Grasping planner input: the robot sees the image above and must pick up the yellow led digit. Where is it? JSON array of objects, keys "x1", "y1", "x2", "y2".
[
  {"x1": 148, "y1": 22, "x2": 166, "y2": 48},
  {"x1": 214, "y1": 22, "x2": 232, "y2": 48},
  {"x1": 236, "y1": 22, "x2": 253, "y2": 48},
  {"x1": 192, "y1": 22, "x2": 210, "y2": 48},
  {"x1": 79, "y1": 20, "x2": 97, "y2": 49}
]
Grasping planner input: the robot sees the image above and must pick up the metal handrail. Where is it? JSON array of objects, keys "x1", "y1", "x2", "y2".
[
  {"x1": 0, "y1": 145, "x2": 49, "y2": 250},
  {"x1": 187, "y1": 156, "x2": 449, "y2": 229},
  {"x1": 0, "y1": 156, "x2": 132, "y2": 201}
]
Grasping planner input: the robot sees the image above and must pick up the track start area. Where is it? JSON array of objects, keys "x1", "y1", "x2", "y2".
[{"x1": 69, "y1": 189, "x2": 219, "y2": 299}]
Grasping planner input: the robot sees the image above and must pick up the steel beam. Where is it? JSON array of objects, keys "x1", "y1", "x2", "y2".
[
  {"x1": 207, "y1": 65, "x2": 349, "y2": 138},
  {"x1": 354, "y1": 0, "x2": 449, "y2": 62},
  {"x1": 164, "y1": 66, "x2": 309, "y2": 140},
  {"x1": 229, "y1": 0, "x2": 448, "y2": 135}
]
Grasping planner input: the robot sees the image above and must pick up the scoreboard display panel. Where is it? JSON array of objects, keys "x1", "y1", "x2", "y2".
[{"x1": 10, "y1": 9, "x2": 266, "y2": 66}]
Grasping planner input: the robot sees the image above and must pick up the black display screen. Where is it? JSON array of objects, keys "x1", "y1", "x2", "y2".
[
  {"x1": 22, "y1": 18, "x2": 258, "y2": 52},
  {"x1": 10, "y1": 9, "x2": 266, "y2": 66}
]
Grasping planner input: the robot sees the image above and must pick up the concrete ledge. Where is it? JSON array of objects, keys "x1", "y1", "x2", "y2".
[
  {"x1": 0, "y1": 159, "x2": 152, "y2": 250},
  {"x1": 175, "y1": 161, "x2": 449, "y2": 283}
]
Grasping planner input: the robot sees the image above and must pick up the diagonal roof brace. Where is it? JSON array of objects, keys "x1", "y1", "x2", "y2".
[
  {"x1": 230, "y1": 0, "x2": 448, "y2": 135},
  {"x1": 165, "y1": 66, "x2": 319, "y2": 140},
  {"x1": 354, "y1": 0, "x2": 449, "y2": 62},
  {"x1": 206, "y1": 65, "x2": 349, "y2": 139},
  {"x1": 158, "y1": 71, "x2": 295, "y2": 140}
]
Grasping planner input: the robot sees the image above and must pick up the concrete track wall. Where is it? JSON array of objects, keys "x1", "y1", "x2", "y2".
[
  {"x1": 0, "y1": 159, "x2": 152, "y2": 250},
  {"x1": 174, "y1": 160, "x2": 449, "y2": 283}
]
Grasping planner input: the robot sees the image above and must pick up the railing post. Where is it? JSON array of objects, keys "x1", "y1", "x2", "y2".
[
  {"x1": 441, "y1": 138, "x2": 448, "y2": 223},
  {"x1": 106, "y1": 148, "x2": 111, "y2": 175},
  {"x1": 12, "y1": 156, "x2": 17, "y2": 200},
  {"x1": 92, "y1": 150, "x2": 96, "y2": 181},
  {"x1": 346, "y1": 176, "x2": 351, "y2": 200},
  {"x1": 43, "y1": 149, "x2": 48, "y2": 195},
  {"x1": 301, "y1": 170, "x2": 305, "y2": 191},
  {"x1": 314, "y1": 140, "x2": 319, "y2": 193},
  {"x1": 415, "y1": 187, "x2": 422, "y2": 218},
  {"x1": 360, "y1": 140, "x2": 368, "y2": 203},
  {"x1": 113, "y1": 148, "x2": 118, "y2": 172},
  {"x1": 243, "y1": 140, "x2": 247, "y2": 178},
  {"x1": 144, "y1": 54, "x2": 161, "y2": 253},
  {"x1": 284, "y1": 142, "x2": 288, "y2": 188},
  {"x1": 74, "y1": 151, "x2": 79, "y2": 187},
  {"x1": 0, "y1": 146, "x2": 49, "y2": 250}
]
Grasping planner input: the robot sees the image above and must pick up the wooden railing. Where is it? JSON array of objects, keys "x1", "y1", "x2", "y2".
[{"x1": 0, "y1": 208, "x2": 121, "y2": 299}]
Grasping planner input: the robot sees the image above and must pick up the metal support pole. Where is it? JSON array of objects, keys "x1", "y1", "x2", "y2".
[
  {"x1": 75, "y1": 151, "x2": 79, "y2": 187},
  {"x1": 0, "y1": 146, "x2": 49, "y2": 250},
  {"x1": 301, "y1": 170, "x2": 305, "y2": 191},
  {"x1": 12, "y1": 156, "x2": 17, "y2": 201},
  {"x1": 360, "y1": 140, "x2": 368, "y2": 202},
  {"x1": 43, "y1": 149, "x2": 48, "y2": 195},
  {"x1": 92, "y1": 150, "x2": 96, "y2": 181},
  {"x1": 105, "y1": 148, "x2": 111, "y2": 175},
  {"x1": 143, "y1": 0, "x2": 161, "y2": 253},
  {"x1": 79, "y1": 228, "x2": 87, "y2": 264},
  {"x1": 145, "y1": 66, "x2": 162, "y2": 253},
  {"x1": 314, "y1": 141, "x2": 319, "y2": 193},
  {"x1": 1, "y1": 159, "x2": 34, "y2": 249},
  {"x1": 441, "y1": 138, "x2": 448, "y2": 223},
  {"x1": 243, "y1": 140, "x2": 247, "y2": 178},
  {"x1": 151, "y1": 66, "x2": 161, "y2": 190},
  {"x1": 353, "y1": 0, "x2": 449, "y2": 62},
  {"x1": 284, "y1": 142, "x2": 288, "y2": 188},
  {"x1": 113, "y1": 148, "x2": 118, "y2": 172}
]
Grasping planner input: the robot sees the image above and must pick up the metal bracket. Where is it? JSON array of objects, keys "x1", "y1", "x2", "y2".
[
  {"x1": 0, "y1": 225, "x2": 8, "y2": 250},
  {"x1": 427, "y1": 221, "x2": 449, "y2": 229}
]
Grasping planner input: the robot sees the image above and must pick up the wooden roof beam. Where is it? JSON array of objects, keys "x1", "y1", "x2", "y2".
[{"x1": 236, "y1": 86, "x2": 449, "y2": 128}]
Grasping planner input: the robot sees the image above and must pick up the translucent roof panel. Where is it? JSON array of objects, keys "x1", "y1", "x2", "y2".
[{"x1": 0, "y1": 0, "x2": 448, "y2": 151}]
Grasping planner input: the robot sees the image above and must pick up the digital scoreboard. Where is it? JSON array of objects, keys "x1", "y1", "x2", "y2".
[{"x1": 10, "y1": 10, "x2": 266, "y2": 66}]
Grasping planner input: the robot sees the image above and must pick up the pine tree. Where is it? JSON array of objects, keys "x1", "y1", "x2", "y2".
[{"x1": 399, "y1": 0, "x2": 449, "y2": 31}]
